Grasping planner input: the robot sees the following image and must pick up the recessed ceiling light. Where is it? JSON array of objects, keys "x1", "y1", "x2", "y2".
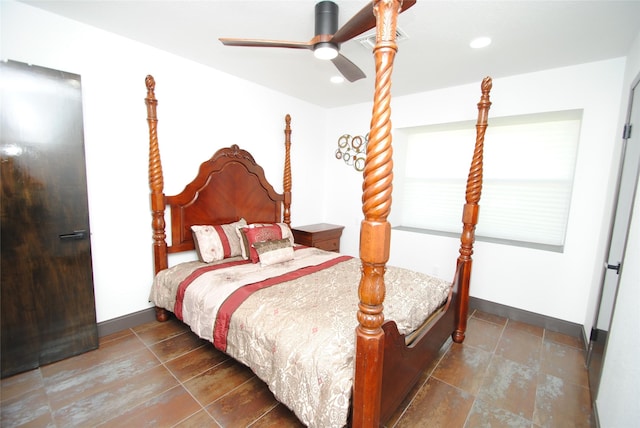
[
  {"x1": 330, "y1": 75, "x2": 345, "y2": 84},
  {"x1": 470, "y1": 36, "x2": 492, "y2": 49}
]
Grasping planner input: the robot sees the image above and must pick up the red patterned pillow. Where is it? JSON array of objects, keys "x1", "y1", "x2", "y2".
[
  {"x1": 191, "y1": 218, "x2": 246, "y2": 263},
  {"x1": 240, "y1": 224, "x2": 283, "y2": 263},
  {"x1": 236, "y1": 222, "x2": 294, "y2": 260}
]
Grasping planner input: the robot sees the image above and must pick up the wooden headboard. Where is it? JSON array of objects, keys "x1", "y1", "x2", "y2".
[
  {"x1": 165, "y1": 144, "x2": 289, "y2": 253},
  {"x1": 145, "y1": 75, "x2": 292, "y2": 274}
]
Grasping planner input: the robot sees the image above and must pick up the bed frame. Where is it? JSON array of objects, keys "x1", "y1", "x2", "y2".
[{"x1": 145, "y1": 1, "x2": 492, "y2": 426}]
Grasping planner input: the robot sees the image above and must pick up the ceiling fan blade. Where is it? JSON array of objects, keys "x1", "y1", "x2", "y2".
[
  {"x1": 331, "y1": 0, "x2": 417, "y2": 45},
  {"x1": 219, "y1": 38, "x2": 313, "y2": 50},
  {"x1": 331, "y1": 54, "x2": 366, "y2": 82}
]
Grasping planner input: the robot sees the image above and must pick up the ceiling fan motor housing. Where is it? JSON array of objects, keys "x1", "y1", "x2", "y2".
[{"x1": 315, "y1": 1, "x2": 339, "y2": 36}]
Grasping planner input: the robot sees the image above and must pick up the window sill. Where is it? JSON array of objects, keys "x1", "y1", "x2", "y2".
[{"x1": 393, "y1": 225, "x2": 564, "y2": 253}]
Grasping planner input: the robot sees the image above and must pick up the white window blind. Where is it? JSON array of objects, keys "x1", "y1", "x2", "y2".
[{"x1": 395, "y1": 110, "x2": 582, "y2": 250}]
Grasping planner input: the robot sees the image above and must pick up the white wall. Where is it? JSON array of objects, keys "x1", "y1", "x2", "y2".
[
  {"x1": 4, "y1": 2, "x2": 637, "y2": 422},
  {"x1": 1, "y1": 0, "x2": 326, "y2": 323},
  {"x1": 1, "y1": 0, "x2": 632, "y2": 336},
  {"x1": 595, "y1": 29, "x2": 640, "y2": 427},
  {"x1": 325, "y1": 59, "x2": 626, "y2": 329}
]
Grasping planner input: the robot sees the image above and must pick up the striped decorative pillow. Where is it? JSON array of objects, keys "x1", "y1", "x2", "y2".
[{"x1": 191, "y1": 218, "x2": 247, "y2": 263}]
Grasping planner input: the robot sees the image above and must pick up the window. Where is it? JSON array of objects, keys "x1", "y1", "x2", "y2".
[{"x1": 392, "y1": 110, "x2": 582, "y2": 251}]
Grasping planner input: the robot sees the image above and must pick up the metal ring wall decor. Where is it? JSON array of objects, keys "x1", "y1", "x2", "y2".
[{"x1": 335, "y1": 133, "x2": 368, "y2": 172}]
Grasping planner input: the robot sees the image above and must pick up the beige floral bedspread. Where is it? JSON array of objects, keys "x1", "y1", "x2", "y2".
[{"x1": 150, "y1": 247, "x2": 451, "y2": 427}]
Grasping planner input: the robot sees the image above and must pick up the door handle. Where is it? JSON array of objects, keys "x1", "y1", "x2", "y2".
[
  {"x1": 606, "y1": 262, "x2": 621, "y2": 274},
  {"x1": 59, "y1": 230, "x2": 87, "y2": 241}
]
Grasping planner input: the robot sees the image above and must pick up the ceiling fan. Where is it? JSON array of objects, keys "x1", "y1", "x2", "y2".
[{"x1": 219, "y1": 0, "x2": 416, "y2": 82}]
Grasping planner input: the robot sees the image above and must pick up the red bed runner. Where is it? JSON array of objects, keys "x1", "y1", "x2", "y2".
[
  {"x1": 173, "y1": 259, "x2": 250, "y2": 320},
  {"x1": 213, "y1": 255, "x2": 352, "y2": 351}
]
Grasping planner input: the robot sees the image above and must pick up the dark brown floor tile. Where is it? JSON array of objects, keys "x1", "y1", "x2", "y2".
[
  {"x1": 544, "y1": 330, "x2": 584, "y2": 350},
  {"x1": 13, "y1": 412, "x2": 57, "y2": 427},
  {"x1": 432, "y1": 342, "x2": 492, "y2": 395},
  {"x1": 465, "y1": 398, "x2": 533, "y2": 427},
  {"x1": 395, "y1": 377, "x2": 475, "y2": 428},
  {"x1": 51, "y1": 364, "x2": 177, "y2": 427},
  {"x1": 0, "y1": 387, "x2": 52, "y2": 427},
  {"x1": 464, "y1": 317, "x2": 505, "y2": 352},
  {"x1": 133, "y1": 318, "x2": 190, "y2": 346},
  {"x1": 540, "y1": 341, "x2": 589, "y2": 388},
  {"x1": 165, "y1": 342, "x2": 230, "y2": 382},
  {"x1": 40, "y1": 332, "x2": 147, "y2": 380},
  {"x1": 533, "y1": 373, "x2": 593, "y2": 427},
  {"x1": 477, "y1": 355, "x2": 538, "y2": 420},
  {"x1": 0, "y1": 313, "x2": 595, "y2": 427},
  {"x1": 97, "y1": 385, "x2": 201, "y2": 427},
  {"x1": 173, "y1": 409, "x2": 221, "y2": 427},
  {"x1": 44, "y1": 347, "x2": 162, "y2": 411},
  {"x1": 206, "y1": 376, "x2": 279, "y2": 427},
  {"x1": 96, "y1": 329, "x2": 148, "y2": 353},
  {"x1": 99, "y1": 327, "x2": 134, "y2": 345},
  {"x1": 149, "y1": 331, "x2": 209, "y2": 363},
  {"x1": 183, "y1": 359, "x2": 255, "y2": 406},
  {"x1": 507, "y1": 319, "x2": 544, "y2": 338},
  {"x1": 0, "y1": 369, "x2": 44, "y2": 403},
  {"x1": 472, "y1": 310, "x2": 508, "y2": 327},
  {"x1": 250, "y1": 403, "x2": 305, "y2": 427},
  {"x1": 496, "y1": 325, "x2": 542, "y2": 368}
]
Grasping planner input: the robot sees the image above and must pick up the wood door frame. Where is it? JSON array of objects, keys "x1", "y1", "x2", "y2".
[{"x1": 587, "y1": 71, "x2": 640, "y2": 396}]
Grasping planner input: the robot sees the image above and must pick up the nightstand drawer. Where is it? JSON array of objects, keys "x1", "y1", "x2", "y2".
[
  {"x1": 313, "y1": 238, "x2": 340, "y2": 252},
  {"x1": 292, "y1": 223, "x2": 344, "y2": 252}
]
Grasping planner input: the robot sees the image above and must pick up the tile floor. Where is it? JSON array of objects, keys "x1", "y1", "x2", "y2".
[{"x1": 0, "y1": 309, "x2": 594, "y2": 427}]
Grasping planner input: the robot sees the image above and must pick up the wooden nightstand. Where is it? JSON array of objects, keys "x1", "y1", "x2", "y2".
[{"x1": 292, "y1": 223, "x2": 344, "y2": 252}]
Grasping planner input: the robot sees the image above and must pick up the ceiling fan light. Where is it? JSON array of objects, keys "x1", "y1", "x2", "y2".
[{"x1": 314, "y1": 42, "x2": 338, "y2": 60}]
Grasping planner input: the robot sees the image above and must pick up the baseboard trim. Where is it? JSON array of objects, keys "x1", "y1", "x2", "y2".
[
  {"x1": 469, "y1": 296, "x2": 586, "y2": 348},
  {"x1": 97, "y1": 307, "x2": 157, "y2": 337}
]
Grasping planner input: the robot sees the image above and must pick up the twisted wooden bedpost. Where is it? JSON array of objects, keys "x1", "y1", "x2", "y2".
[
  {"x1": 145, "y1": 75, "x2": 169, "y2": 321},
  {"x1": 453, "y1": 76, "x2": 493, "y2": 343},
  {"x1": 283, "y1": 114, "x2": 292, "y2": 227},
  {"x1": 353, "y1": 1, "x2": 401, "y2": 426}
]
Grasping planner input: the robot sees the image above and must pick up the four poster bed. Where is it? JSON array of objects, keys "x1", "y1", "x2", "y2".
[{"x1": 145, "y1": 2, "x2": 492, "y2": 426}]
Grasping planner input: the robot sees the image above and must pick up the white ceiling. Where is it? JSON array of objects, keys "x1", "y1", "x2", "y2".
[{"x1": 20, "y1": 0, "x2": 640, "y2": 108}]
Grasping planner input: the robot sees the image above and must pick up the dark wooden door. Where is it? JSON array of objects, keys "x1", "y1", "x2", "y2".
[{"x1": 1, "y1": 60, "x2": 98, "y2": 378}]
